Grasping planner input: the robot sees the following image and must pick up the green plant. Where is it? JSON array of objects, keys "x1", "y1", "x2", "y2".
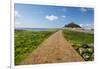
[{"x1": 15, "y1": 30, "x2": 56, "y2": 65}]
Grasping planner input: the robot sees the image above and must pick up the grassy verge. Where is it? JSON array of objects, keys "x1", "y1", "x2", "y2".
[
  {"x1": 15, "y1": 30, "x2": 56, "y2": 65},
  {"x1": 63, "y1": 30, "x2": 94, "y2": 61}
]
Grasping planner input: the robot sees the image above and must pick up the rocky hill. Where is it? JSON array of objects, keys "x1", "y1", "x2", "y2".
[{"x1": 64, "y1": 22, "x2": 81, "y2": 28}]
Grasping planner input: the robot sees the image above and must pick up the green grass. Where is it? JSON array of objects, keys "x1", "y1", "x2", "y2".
[
  {"x1": 63, "y1": 30, "x2": 94, "y2": 45},
  {"x1": 15, "y1": 30, "x2": 56, "y2": 65},
  {"x1": 63, "y1": 30, "x2": 94, "y2": 61}
]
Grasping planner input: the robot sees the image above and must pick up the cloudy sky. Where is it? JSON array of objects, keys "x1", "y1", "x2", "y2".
[{"x1": 15, "y1": 3, "x2": 94, "y2": 28}]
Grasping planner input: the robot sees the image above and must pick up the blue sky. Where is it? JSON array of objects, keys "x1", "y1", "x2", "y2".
[{"x1": 15, "y1": 3, "x2": 94, "y2": 28}]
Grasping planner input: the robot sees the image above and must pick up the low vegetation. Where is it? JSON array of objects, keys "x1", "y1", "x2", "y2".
[
  {"x1": 15, "y1": 30, "x2": 56, "y2": 65},
  {"x1": 63, "y1": 30, "x2": 94, "y2": 61}
]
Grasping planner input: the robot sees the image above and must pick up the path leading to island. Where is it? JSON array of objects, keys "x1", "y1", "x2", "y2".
[{"x1": 21, "y1": 30, "x2": 84, "y2": 65}]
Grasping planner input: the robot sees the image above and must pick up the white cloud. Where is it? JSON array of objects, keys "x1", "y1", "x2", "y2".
[
  {"x1": 61, "y1": 15, "x2": 66, "y2": 18},
  {"x1": 15, "y1": 21, "x2": 20, "y2": 25},
  {"x1": 45, "y1": 15, "x2": 58, "y2": 21},
  {"x1": 15, "y1": 21, "x2": 21, "y2": 28},
  {"x1": 79, "y1": 23, "x2": 94, "y2": 29},
  {"x1": 15, "y1": 10, "x2": 21, "y2": 17},
  {"x1": 80, "y1": 8, "x2": 87, "y2": 12},
  {"x1": 79, "y1": 24, "x2": 84, "y2": 27}
]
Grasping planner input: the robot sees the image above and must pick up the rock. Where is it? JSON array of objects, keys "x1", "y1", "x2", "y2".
[
  {"x1": 82, "y1": 53, "x2": 90, "y2": 61},
  {"x1": 87, "y1": 48, "x2": 94, "y2": 53},
  {"x1": 90, "y1": 53, "x2": 94, "y2": 60},
  {"x1": 88, "y1": 43, "x2": 94, "y2": 48},
  {"x1": 78, "y1": 48, "x2": 85, "y2": 54},
  {"x1": 64, "y1": 22, "x2": 81, "y2": 28},
  {"x1": 82, "y1": 44, "x2": 89, "y2": 48}
]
